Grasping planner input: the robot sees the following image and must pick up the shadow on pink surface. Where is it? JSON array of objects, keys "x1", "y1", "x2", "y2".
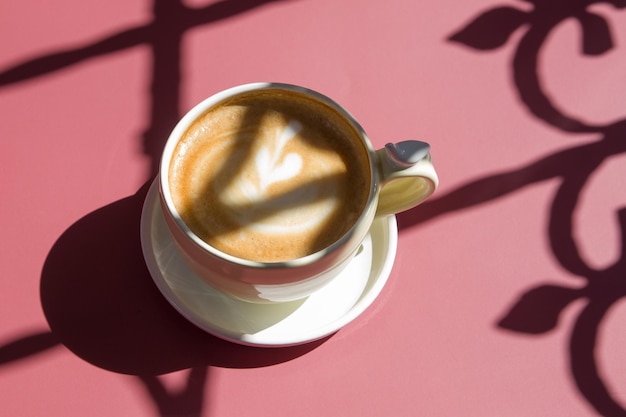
[
  {"x1": 1, "y1": 1, "x2": 310, "y2": 416},
  {"x1": 1, "y1": 0, "x2": 625, "y2": 416},
  {"x1": 38, "y1": 178, "x2": 329, "y2": 411},
  {"x1": 4, "y1": 182, "x2": 327, "y2": 417},
  {"x1": 399, "y1": 1, "x2": 626, "y2": 415},
  {"x1": 0, "y1": 0, "x2": 293, "y2": 178},
  {"x1": 40, "y1": 179, "x2": 329, "y2": 372}
]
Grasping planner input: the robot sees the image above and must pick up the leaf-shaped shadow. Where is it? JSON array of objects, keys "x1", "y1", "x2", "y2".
[
  {"x1": 448, "y1": 6, "x2": 529, "y2": 50},
  {"x1": 498, "y1": 284, "x2": 583, "y2": 334},
  {"x1": 578, "y1": 11, "x2": 614, "y2": 55}
]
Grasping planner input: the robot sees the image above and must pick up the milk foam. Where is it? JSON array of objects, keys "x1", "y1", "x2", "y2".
[{"x1": 169, "y1": 90, "x2": 371, "y2": 262}]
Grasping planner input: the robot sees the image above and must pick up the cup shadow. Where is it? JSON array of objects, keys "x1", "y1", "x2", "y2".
[{"x1": 39, "y1": 179, "x2": 329, "y2": 377}]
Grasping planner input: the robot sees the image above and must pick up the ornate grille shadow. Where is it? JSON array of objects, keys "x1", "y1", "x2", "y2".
[{"x1": 399, "y1": 1, "x2": 626, "y2": 415}]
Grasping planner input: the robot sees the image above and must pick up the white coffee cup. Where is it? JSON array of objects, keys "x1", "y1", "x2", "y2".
[{"x1": 159, "y1": 83, "x2": 438, "y2": 303}]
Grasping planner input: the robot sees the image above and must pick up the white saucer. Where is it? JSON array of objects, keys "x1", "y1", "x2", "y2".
[{"x1": 140, "y1": 179, "x2": 398, "y2": 347}]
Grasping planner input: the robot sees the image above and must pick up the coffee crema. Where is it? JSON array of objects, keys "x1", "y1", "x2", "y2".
[{"x1": 168, "y1": 90, "x2": 371, "y2": 262}]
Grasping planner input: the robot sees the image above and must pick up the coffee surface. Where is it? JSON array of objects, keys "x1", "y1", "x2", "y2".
[{"x1": 168, "y1": 90, "x2": 371, "y2": 262}]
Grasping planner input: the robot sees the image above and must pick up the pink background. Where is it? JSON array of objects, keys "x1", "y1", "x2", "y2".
[{"x1": 2, "y1": 0, "x2": 626, "y2": 416}]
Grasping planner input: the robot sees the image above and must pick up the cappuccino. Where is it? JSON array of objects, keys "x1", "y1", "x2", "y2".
[{"x1": 168, "y1": 90, "x2": 371, "y2": 262}]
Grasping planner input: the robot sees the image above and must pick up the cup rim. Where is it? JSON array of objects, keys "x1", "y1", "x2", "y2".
[{"x1": 159, "y1": 82, "x2": 378, "y2": 268}]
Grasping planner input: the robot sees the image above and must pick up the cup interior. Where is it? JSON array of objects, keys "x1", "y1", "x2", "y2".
[{"x1": 159, "y1": 82, "x2": 378, "y2": 268}]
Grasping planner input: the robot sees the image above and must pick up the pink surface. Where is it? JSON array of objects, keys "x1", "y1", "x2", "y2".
[{"x1": 2, "y1": 0, "x2": 626, "y2": 416}]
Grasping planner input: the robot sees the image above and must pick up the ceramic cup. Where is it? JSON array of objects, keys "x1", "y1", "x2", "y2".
[{"x1": 159, "y1": 83, "x2": 438, "y2": 303}]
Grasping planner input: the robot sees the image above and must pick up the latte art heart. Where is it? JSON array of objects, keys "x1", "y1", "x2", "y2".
[
  {"x1": 263, "y1": 151, "x2": 302, "y2": 187},
  {"x1": 254, "y1": 121, "x2": 304, "y2": 193},
  {"x1": 220, "y1": 120, "x2": 339, "y2": 234}
]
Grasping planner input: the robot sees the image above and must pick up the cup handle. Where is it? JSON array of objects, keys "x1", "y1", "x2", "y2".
[{"x1": 374, "y1": 140, "x2": 439, "y2": 216}]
